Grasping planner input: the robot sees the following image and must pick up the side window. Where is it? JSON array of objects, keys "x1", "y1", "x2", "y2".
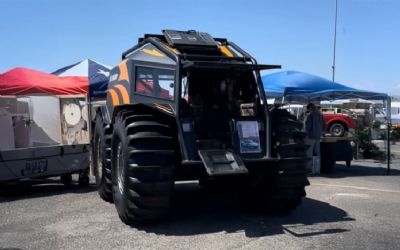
[{"x1": 135, "y1": 67, "x2": 175, "y2": 100}]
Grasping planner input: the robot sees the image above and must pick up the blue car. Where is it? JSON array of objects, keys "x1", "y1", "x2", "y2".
[{"x1": 240, "y1": 139, "x2": 259, "y2": 150}]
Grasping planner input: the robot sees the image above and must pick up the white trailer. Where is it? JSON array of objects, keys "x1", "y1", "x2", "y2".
[
  {"x1": 0, "y1": 65, "x2": 94, "y2": 185},
  {"x1": 0, "y1": 95, "x2": 90, "y2": 185}
]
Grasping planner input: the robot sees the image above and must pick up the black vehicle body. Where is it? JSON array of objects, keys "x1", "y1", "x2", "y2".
[{"x1": 93, "y1": 30, "x2": 309, "y2": 225}]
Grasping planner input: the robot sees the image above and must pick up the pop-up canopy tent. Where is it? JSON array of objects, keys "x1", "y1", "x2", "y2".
[
  {"x1": 262, "y1": 70, "x2": 392, "y2": 174},
  {"x1": 52, "y1": 59, "x2": 111, "y2": 98},
  {"x1": 262, "y1": 70, "x2": 388, "y2": 102},
  {"x1": 0, "y1": 67, "x2": 87, "y2": 95}
]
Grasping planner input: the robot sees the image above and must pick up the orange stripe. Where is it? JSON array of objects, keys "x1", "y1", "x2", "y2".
[
  {"x1": 142, "y1": 48, "x2": 165, "y2": 57},
  {"x1": 219, "y1": 45, "x2": 234, "y2": 57},
  {"x1": 165, "y1": 45, "x2": 180, "y2": 54},
  {"x1": 108, "y1": 89, "x2": 120, "y2": 106},
  {"x1": 118, "y1": 60, "x2": 129, "y2": 82},
  {"x1": 114, "y1": 84, "x2": 130, "y2": 104}
]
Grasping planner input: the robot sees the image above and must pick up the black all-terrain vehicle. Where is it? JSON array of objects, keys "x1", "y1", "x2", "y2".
[{"x1": 92, "y1": 30, "x2": 309, "y2": 225}]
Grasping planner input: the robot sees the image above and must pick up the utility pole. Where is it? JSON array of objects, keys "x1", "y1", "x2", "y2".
[{"x1": 332, "y1": 0, "x2": 338, "y2": 82}]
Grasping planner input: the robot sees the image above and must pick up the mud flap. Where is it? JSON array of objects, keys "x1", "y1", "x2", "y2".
[{"x1": 198, "y1": 150, "x2": 248, "y2": 176}]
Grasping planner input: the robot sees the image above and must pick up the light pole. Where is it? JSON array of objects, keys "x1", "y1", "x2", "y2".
[{"x1": 332, "y1": 0, "x2": 338, "y2": 82}]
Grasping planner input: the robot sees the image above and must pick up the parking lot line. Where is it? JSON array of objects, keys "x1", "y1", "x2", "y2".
[{"x1": 312, "y1": 183, "x2": 400, "y2": 194}]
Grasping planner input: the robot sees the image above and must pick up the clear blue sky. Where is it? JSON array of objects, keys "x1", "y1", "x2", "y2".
[{"x1": 1, "y1": 0, "x2": 399, "y2": 95}]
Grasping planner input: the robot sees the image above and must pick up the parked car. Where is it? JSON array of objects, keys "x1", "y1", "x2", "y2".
[
  {"x1": 277, "y1": 105, "x2": 357, "y2": 137},
  {"x1": 321, "y1": 108, "x2": 357, "y2": 137}
]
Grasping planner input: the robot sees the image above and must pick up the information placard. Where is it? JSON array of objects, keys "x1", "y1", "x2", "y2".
[{"x1": 236, "y1": 121, "x2": 261, "y2": 153}]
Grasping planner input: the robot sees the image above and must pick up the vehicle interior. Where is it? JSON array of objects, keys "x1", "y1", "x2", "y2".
[{"x1": 180, "y1": 68, "x2": 264, "y2": 151}]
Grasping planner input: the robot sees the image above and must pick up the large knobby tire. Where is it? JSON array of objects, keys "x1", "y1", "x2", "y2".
[
  {"x1": 242, "y1": 108, "x2": 309, "y2": 212},
  {"x1": 329, "y1": 122, "x2": 346, "y2": 137},
  {"x1": 93, "y1": 113, "x2": 113, "y2": 202},
  {"x1": 111, "y1": 111, "x2": 175, "y2": 225}
]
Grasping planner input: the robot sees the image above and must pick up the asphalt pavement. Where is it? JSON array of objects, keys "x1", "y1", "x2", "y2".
[{"x1": 1, "y1": 159, "x2": 400, "y2": 250}]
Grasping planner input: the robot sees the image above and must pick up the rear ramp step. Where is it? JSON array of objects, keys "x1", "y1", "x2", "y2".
[{"x1": 198, "y1": 150, "x2": 248, "y2": 176}]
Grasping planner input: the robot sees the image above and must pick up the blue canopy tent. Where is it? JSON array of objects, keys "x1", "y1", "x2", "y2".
[
  {"x1": 262, "y1": 70, "x2": 388, "y2": 102},
  {"x1": 262, "y1": 70, "x2": 391, "y2": 174}
]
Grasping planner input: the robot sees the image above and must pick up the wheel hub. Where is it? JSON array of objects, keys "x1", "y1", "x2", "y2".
[
  {"x1": 96, "y1": 138, "x2": 103, "y2": 181},
  {"x1": 333, "y1": 126, "x2": 343, "y2": 136},
  {"x1": 116, "y1": 142, "x2": 124, "y2": 195}
]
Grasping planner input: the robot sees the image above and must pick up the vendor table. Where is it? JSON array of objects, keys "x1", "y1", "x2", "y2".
[{"x1": 320, "y1": 137, "x2": 353, "y2": 173}]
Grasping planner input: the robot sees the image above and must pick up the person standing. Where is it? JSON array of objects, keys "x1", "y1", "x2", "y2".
[{"x1": 305, "y1": 103, "x2": 325, "y2": 173}]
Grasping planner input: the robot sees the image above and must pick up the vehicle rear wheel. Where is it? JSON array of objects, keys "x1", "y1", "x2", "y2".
[
  {"x1": 242, "y1": 108, "x2": 309, "y2": 212},
  {"x1": 329, "y1": 122, "x2": 346, "y2": 137},
  {"x1": 93, "y1": 113, "x2": 113, "y2": 202},
  {"x1": 111, "y1": 111, "x2": 175, "y2": 225}
]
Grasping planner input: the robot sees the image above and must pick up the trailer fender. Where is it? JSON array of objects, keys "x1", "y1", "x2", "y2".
[{"x1": 97, "y1": 105, "x2": 112, "y2": 125}]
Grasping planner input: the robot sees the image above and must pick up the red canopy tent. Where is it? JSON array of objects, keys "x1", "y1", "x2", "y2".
[{"x1": 0, "y1": 67, "x2": 88, "y2": 95}]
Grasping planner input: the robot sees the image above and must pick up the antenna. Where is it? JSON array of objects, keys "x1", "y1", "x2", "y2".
[{"x1": 332, "y1": 0, "x2": 338, "y2": 82}]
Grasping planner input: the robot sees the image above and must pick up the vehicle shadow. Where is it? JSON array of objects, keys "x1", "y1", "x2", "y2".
[
  {"x1": 0, "y1": 178, "x2": 96, "y2": 202},
  {"x1": 137, "y1": 182, "x2": 354, "y2": 238},
  {"x1": 321, "y1": 162, "x2": 400, "y2": 178}
]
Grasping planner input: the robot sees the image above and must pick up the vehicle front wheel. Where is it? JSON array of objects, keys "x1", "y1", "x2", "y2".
[{"x1": 111, "y1": 111, "x2": 175, "y2": 225}]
